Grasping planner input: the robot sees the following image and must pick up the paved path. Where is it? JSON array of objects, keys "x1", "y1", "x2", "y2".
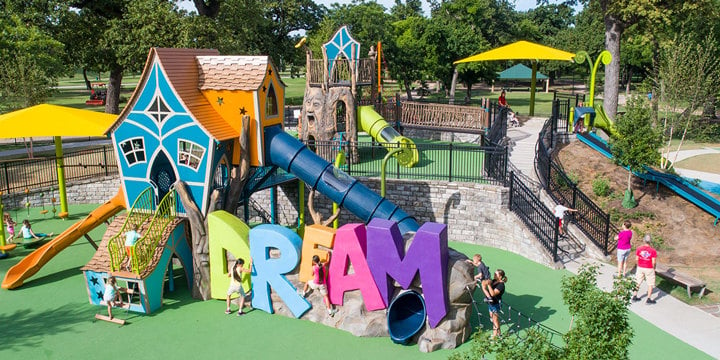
[
  {"x1": 506, "y1": 119, "x2": 720, "y2": 359},
  {"x1": 506, "y1": 117, "x2": 545, "y2": 183}
]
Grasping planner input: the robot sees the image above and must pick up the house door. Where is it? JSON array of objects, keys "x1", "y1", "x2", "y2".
[{"x1": 150, "y1": 152, "x2": 176, "y2": 203}]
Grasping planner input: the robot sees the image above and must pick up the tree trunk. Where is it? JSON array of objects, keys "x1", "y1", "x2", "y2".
[
  {"x1": 449, "y1": 68, "x2": 458, "y2": 105},
  {"x1": 603, "y1": 16, "x2": 624, "y2": 121},
  {"x1": 703, "y1": 95, "x2": 717, "y2": 119},
  {"x1": 625, "y1": 67, "x2": 632, "y2": 96},
  {"x1": 223, "y1": 115, "x2": 251, "y2": 214},
  {"x1": 465, "y1": 83, "x2": 472, "y2": 104},
  {"x1": 404, "y1": 79, "x2": 413, "y2": 101},
  {"x1": 105, "y1": 66, "x2": 123, "y2": 114},
  {"x1": 176, "y1": 181, "x2": 212, "y2": 300},
  {"x1": 192, "y1": 0, "x2": 221, "y2": 18},
  {"x1": 82, "y1": 68, "x2": 92, "y2": 91}
]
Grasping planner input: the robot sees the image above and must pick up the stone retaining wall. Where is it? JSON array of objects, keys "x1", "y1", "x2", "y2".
[{"x1": 1, "y1": 176, "x2": 121, "y2": 211}]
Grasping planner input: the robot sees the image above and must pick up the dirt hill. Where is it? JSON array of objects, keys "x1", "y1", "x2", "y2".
[{"x1": 557, "y1": 141, "x2": 720, "y2": 304}]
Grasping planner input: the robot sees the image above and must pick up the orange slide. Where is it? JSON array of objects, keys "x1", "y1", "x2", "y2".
[{"x1": 2, "y1": 188, "x2": 126, "y2": 290}]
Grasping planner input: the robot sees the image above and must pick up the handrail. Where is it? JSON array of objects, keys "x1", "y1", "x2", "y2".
[
  {"x1": 108, "y1": 187, "x2": 155, "y2": 271},
  {"x1": 130, "y1": 188, "x2": 177, "y2": 274}
]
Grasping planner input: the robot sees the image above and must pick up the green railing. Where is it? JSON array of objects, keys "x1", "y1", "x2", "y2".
[
  {"x1": 108, "y1": 187, "x2": 155, "y2": 271},
  {"x1": 130, "y1": 189, "x2": 177, "y2": 274}
]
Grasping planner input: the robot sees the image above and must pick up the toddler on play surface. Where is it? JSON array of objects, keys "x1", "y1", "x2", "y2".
[
  {"x1": 4, "y1": 214, "x2": 16, "y2": 243},
  {"x1": 124, "y1": 224, "x2": 141, "y2": 271},
  {"x1": 103, "y1": 276, "x2": 125, "y2": 319},
  {"x1": 300, "y1": 255, "x2": 337, "y2": 317},
  {"x1": 466, "y1": 254, "x2": 494, "y2": 303},
  {"x1": 20, "y1": 219, "x2": 53, "y2": 241},
  {"x1": 226, "y1": 258, "x2": 253, "y2": 316}
]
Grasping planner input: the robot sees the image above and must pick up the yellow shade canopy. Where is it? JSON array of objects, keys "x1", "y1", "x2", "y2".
[
  {"x1": 0, "y1": 104, "x2": 117, "y2": 138},
  {"x1": 454, "y1": 40, "x2": 575, "y2": 64}
]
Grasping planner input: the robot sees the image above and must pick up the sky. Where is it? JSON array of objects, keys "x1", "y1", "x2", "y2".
[{"x1": 178, "y1": 0, "x2": 582, "y2": 14}]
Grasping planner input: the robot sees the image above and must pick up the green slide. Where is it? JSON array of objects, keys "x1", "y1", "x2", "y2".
[
  {"x1": 590, "y1": 104, "x2": 619, "y2": 138},
  {"x1": 357, "y1": 105, "x2": 419, "y2": 167}
]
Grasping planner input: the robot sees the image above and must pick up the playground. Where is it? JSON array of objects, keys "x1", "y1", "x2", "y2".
[
  {"x1": 1, "y1": 24, "x2": 719, "y2": 359},
  {"x1": 0, "y1": 205, "x2": 708, "y2": 359}
]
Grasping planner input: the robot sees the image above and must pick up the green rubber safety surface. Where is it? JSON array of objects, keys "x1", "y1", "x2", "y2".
[{"x1": 0, "y1": 205, "x2": 710, "y2": 359}]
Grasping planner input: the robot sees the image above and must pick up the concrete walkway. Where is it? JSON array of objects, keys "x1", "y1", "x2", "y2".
[
  {"x1": 506, "y1": 119, "x2": 720, "y2": 359},
  {"x1": 506, "y1": 117, "x2": 546, "y2": 183}
]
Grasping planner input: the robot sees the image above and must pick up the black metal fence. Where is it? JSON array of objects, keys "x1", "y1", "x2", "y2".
[
  {"x1": 535, "y1": 100, "x2": 613, "y2": 255},
  {"x1": 0, "y1": 145, "x2": 118, "y2": 194},
  {"x1": 307, "y1": 140, "x2": 508, "y2": 186},
  {"x1": 508, "y1": 171, "x2": 559, "y2": 261}
]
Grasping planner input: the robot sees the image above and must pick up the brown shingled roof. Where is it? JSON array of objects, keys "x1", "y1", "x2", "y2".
[
  {"x1": 107, "y1": 48, "x2": 240, "y2": 141},
  {"x1": 197, "y1": 56, "x2": 269, "y2": 91}
]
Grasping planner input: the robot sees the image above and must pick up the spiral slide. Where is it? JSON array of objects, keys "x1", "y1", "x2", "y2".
[
  {"x1": 265, "y1": 125, "x2": 419, "y2": 234},
  {"x1": 2, "y1": 188, "x2": 126, "y2": 289},
  {"x1": 576, "y1": 132, "x2": 720, "y2": 224},
  {"x1": 357, "y1": 105, "x2": 419, "y2": 168}
]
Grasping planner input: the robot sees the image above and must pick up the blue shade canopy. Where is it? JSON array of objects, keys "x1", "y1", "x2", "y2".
[{"x1": 498, "y1": 63, "x2": 548, "y2": 80}]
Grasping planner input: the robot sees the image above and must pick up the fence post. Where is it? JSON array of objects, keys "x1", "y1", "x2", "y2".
[
  {"x1": 3, "y1": 163, "x2": 9, "y2": 194},
  {"x1": 604, "y1": 213, "x2": 611, "y2": 256},
  {"x1": 103, "y1": 146, "x2": 109, "y2": 176},
  {"x1": 508, "y1": 171, "x2": 514, "y2": 210},
  {"x1": 448, "y1": 143, "x2": 453, "y2": 182},
  {"x1": 572, "y1": 184, "x2": 578, "y2": 209},
  {"x1": 553, "y1": 214, "x2": 560, "y2": 262}
]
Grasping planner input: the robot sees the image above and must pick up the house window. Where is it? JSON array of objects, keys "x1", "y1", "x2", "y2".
[
  {"x1": 178, "y1": 140, "x2": 205, "y2": 170},
  {"x1": 147, "y1": 95, "x2": 172, "y2": 123},
  {"x1": 266, "y1": 84, "x2": 278, "y2": 117},
  {"x1": 120, "y1": 138, "x2": 146, "y2": 166}
]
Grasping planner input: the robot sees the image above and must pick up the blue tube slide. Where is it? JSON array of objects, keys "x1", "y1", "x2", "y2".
[
  {"x1": 387, "y1": 290, "x2": 427, "y2": 344},
  {"x1": 265, "y1": 125, "x2": 419, "y2": 234}
]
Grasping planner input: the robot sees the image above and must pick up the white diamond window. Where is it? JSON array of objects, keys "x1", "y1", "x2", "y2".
[{"x1": 148, "y1": 96, "x2": 172, "y2": 123}]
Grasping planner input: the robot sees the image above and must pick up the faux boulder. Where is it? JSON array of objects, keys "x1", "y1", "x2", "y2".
[{"x1": 265, "y1": 248, "x2": 475, "y2": 352}]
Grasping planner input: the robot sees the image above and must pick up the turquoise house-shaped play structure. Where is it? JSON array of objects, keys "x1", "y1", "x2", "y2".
[{"x1": 82, "y1": 47, "x2": 287, "y2": 314}]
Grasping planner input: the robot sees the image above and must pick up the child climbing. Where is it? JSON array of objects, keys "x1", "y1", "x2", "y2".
[
  {"x1": 124, "y1": 224, "x2": 141, "y2": 271},
  {"x1": 103, "y1": 276, "x2": 125, "y2": 320},
  {"x1": 4, "y1": 214, "x2": 16, "y2": 243},
  {"x1": 20, "y1": 219, "x2": 53, "y2": 241},
  {"x1": 466, "y1": 254, "x2": 494, "y2": 303},
  {"x1": 226, "y1": 258, "x2": 253, "y2": 316},
  {"x1": 300, "y1": 255, "x2": 337, "y2": 317}
]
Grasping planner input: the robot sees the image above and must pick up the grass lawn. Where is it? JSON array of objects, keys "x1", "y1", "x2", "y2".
[
  {"x1": 674, "y1": 154, "x2": 720, "y2": 174},
  {"x1": 0, "y1": 205, "x2": 710, "y2": 360}
]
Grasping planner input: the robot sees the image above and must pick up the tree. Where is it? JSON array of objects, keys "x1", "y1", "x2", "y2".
[
  {"x1": 609, "y1": 97, "x2": 661, "y2": 208},
  {"x1": 384, "y1": 16, "x2": 430, "y2": 100},
  {"x1": 0, "y1": 13, "x2": 65, "y2": 112},
  {"x1": 561, "y1": 264, "x2": 635, "y2": 359},
  {"x1": 449, "y1": 264, "x2": 635, "y2": 360},
  {"x1": 654, "y1": 31, "x2": 720, "y2": 170}
]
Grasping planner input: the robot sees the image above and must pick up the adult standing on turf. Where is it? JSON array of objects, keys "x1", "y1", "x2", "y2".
[
  {"x1": 615, "y1": 221, "x2": 633, "y2": 278},
  {"x1": 632, "y1": 234, "x2": 657, "y2": 304},
  {"x1": 487, "y1": 269, "x2": 507, "y2": 338}
]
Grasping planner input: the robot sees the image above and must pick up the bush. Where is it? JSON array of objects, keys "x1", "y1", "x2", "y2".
[{"x1": 592, "y1": 176, "x2": 611, "y2": 197}]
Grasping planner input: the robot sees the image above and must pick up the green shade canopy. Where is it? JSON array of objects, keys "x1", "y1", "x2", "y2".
[{"x1": 498, "y1": 64, "x2": 548, "y2": 80}]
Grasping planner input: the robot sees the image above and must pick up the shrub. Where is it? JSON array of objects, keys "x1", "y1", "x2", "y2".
[{"x1": 592, "y1": 176, "x2": 611, "y2": 197}]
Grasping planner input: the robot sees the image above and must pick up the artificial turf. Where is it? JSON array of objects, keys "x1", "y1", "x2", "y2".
[{"x1": 0, "y1": 204, "x2": 711, "y2": 359}]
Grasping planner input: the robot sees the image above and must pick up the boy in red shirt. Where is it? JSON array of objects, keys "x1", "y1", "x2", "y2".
[{"x1": 632, "y1": 234, "x2": 657, "y2": 304}]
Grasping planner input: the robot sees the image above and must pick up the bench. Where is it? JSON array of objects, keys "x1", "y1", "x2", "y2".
[{"x1": 655, "y1": 264, "x2": 707, "y2": 299}]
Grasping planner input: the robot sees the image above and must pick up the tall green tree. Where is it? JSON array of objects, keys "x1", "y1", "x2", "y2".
[
  {"x1": 384, "y1": 16, "x2": 429, "y2": 100},
  {"x1": 609, "y1": 97, "x2": 661, "y2": 208},
  {"x1": 0, "y1": 13, "x2": 65, "y2": 112}
]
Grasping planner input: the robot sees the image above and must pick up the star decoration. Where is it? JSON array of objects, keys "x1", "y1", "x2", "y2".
[
  {"x1": 268, "y1": 69, "x2": 272, "y2": 76},
  {"x1": 90, "y1": 276, "x2": 99, "y2": 286},
  {"x1": 262, "y1": 85, "x2": 267, "y2": 93},
  {"x1": 217, "y1": 97, "x2": 224, "y2": 106},
  {"x1": 239, "y1": 107, "x2": 247, "y2": 115},
  {"x1": 96, "y1": 290, "x2": 104, "y2": 301}
]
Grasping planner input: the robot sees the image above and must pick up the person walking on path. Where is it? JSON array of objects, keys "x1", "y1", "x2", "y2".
[
  {"x1": 615, "y1": 221, "x2": 633, "y2": 278},
  {"x1": 632, "y1": 234, "x2": 657, "y2": 304},
  {"x1": 554, "y1": 204, "x2": 577, "y2": 236},
  {"x1": 226, "y1": 258, "x2": 253, "y2": 316},
  {"x1": 487, "y1": 269, "x2": 507, "y2": 338}
]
